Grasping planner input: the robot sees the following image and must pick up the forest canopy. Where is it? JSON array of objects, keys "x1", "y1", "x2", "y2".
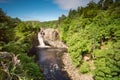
[{"x1": 58, "y1": 0, "x2": 120, "y2": 80}]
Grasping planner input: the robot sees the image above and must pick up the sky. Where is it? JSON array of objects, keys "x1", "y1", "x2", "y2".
[{"x1": 0, "y1": 0, "x2": 99, "y2": 21}]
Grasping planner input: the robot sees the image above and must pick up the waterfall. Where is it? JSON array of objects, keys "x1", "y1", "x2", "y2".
[{"x1": 37, "y1": 32, "x2": 49, "y2": 47}]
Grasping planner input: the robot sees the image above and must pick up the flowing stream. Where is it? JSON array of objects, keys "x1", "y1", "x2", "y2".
[{"x1": 28, "y1": 32, "x2": 70, "y2": 80}]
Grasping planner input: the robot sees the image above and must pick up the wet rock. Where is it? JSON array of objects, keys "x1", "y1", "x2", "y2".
[
  {"x1": 40, "y1": 28, "x2": 68, "y2": 49},
  {"x1": 40, "y1": 28, "x2": 60, "y2": 41}
]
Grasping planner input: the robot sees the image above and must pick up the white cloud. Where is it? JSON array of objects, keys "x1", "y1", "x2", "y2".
[{"x1": 54, "y1": 0, "x2": 98, "y2": 10}]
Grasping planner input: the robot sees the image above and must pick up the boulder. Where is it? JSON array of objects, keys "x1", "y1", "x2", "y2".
[{"x1": 40, "y1": 28, "x2": 68, "y2": 49}]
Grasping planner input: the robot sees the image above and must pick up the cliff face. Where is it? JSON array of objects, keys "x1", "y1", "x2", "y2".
[
  {"x1": 40, "y1": 28, "x2": 60, "y2": 41},
  {"x1": 0, "y1": 52, "x2": 21, "y2": 80},
  {"x1": 40, "y1": 28, "x2": 68, "y2": 48}
]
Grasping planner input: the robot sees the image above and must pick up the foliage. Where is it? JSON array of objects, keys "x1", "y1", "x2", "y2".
[
  {"x1": 80, "y1": 62, "x2": 90, "y2": 73},
  {"x1": 0, "y1": 8, "x2": 44, "y2": 79},
  {"x1": 59, "y1": 0, "x2": 120, "y2": 79}
]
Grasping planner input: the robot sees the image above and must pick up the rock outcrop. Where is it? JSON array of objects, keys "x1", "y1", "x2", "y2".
[
  {"x1": 0, "y1": 52, "x2": 21, "y2": 80},
  {"x1": 40, "y1": 28, "x2": 68, "y2": 49}
]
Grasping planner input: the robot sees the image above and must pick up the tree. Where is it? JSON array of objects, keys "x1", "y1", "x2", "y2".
[{"x1": 103, "y1": 0, "x2": 114, "y2": 9}]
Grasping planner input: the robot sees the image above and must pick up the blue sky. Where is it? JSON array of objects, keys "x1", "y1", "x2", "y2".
[{"x1": 0, "y1": 0, "x2": 99, "y2": 21}]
